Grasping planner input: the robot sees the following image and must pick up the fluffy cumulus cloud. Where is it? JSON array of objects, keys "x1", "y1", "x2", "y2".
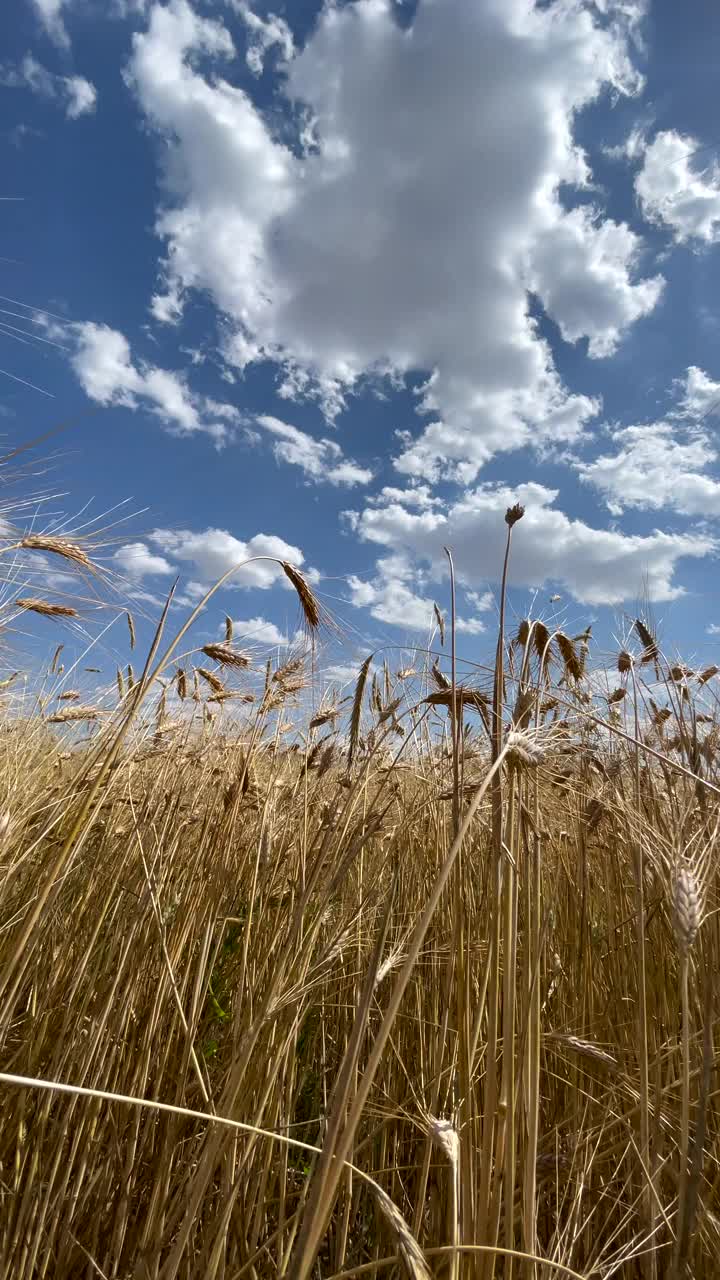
[
  {"x1": 67, "y1": 322, "x2": 240, "y2": 443},
  {"x1": 635, "y1": 130, "x2": 720, "y2": 244},
  {"x1": 148, "y1": 526, "x2": 306, "y2": 588},
  {"x1": 576, "y1": 426, "x2": 720, "y2": 517},
  {"x1": 525, "y1": 206, "x2": 662, "y2": 358},
  {"x1": 64, "y1": 75, "x2": 96, "y2": 118},
  {"x1": 1, "y1": 54, "x2": 97, "y2": 118},
  {"x1": 679, "y1": 366, "x2": 720, "y2": 419},
  {"x1": 348, "y1": 554, "x2": 492, "y2": 632},
  {"x1": 229, "y1": 616, "x2": 303, "y2": 646},
  {"x1": 126, "y1": 0, "x2": 662, "y2": 481},
  {"x1": 575, "y1": 366, "x2": 720, "y2": 516},
  {"x1": 114, "y1": 541, "x2": 174, "y2": 579},
  {"x1": 256, "y1": 415, "x2": 372, "y2": 487},
  {"x1": 347, "y1": 483, "x2": 713, "y2": 606}
]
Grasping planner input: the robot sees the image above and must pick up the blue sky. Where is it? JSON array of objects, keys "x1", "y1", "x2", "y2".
[{"x1": 3, "y1": 0, "x2": 720, "y2": 681}]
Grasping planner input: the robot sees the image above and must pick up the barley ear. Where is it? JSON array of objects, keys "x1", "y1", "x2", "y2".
[
  {"x1": 515, "y1": 618, "x2": 530, "y2": 647},
  {"x1": 556, "y1": 632, "x2": 583, "y2": 681},
  {"x1": 20, "y1": 533, "x2": 92, "y2": 569},
  {"x1": 505, "y1": 502, "x2": 525, "y2": 526},
  {"x1": 433, "y1": 602, "x2": 445, "y2": 646},
  {"x1": 16, "y1": 598, "x2": 79, "y2": 619},
  {"x1": 281, "y1": 562, "x2": 321, "y2": 631},
  {"x1": 197, "y1": 667, "x2": 225, "y2": 695},
  {"x1": 533, "y1": 619, "x2": 551, "y2": 666},
  {"x1": 635, "y1": 618, "x2": 659, "y2": 666},
  {"x1": 48, "y1": 705, "x2": 100, "y2": 723},
  {"x1": 349, "y1": 654, "x2": 373, "y2": 767},
  {"x1": 201, "y1": 643, "x2": 249, "y2": 670},
  {"x1": 372, "y1": 1185, "x2": 432, "y2": 1280},
  {"x1": 428, "y1": 1116, "x2": 460, "y2": 1167},
  {"x1": 672, "y1": 863, "x2": 703, "y2": 957}
]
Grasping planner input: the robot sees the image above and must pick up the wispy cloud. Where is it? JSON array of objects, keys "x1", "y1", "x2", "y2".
[
  {"x1": 256, "y1": 415, "x2": 372, "y2": 487},
  {"x1": 1, "y1": 54, "x2": 96, "y2": 118}
]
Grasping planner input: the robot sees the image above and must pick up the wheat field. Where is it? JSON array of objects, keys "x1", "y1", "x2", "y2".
[{"x1": 0, "y1": 499, "x2": 718, "y2": 1280}]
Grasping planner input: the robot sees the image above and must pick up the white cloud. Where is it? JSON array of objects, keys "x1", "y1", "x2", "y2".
[
  {"x1": 1, "y1": 54, "x2": 97, "y2": 119},
  {"x1": 603, "y1": 125, "x2": 648, "y2": 162},
  {"x1": 322, "y1": 662, "x2": 367, "y2": 687},
  {"x1": 229, "y1": 0, "x2": 294, "y2": 75},
  {"x1": 229, "y1": 616, "x2": 297, "y2": 645},
  {"x1": 348, "y1": 565, "x2": 438, "y2": 632},
  {"x1": 373, "y1": 485, "x2": 441, "y2": 510},
  {"x1": 707, "y1": 623, "x2": 720, "y2": 636},
  {"x1": 525, "y1": 205, "x2": 663, "y2": 358},
  {"x1": 29, "y1": 0, "x2": 71, "y2": 48},
  {"x1": 126, "y1": 0, "x2": 661, "y2": 481},
  {"x1": 455, "y1": 615, "x2": 488, "y2": 635},
  {"x1": 65, "y1": 75, "x2": 97, "y2": 118},
  {"x1": 67, "y1": 322, "x2": 240, "y2": 443},
  {"x1": 678, "y1": 366, "x2": 720, "y2": 420},
  {"x1": 114, "y1": 542, "x2": 174, "y2": 579},
  {"x1": 112, "y1": 1, "x2": 151, "y2": 15},
  {"x1": 635, "y1": 130, "x2": 720, "y2": 244},
  {"x1": 149, "y1": 526, "x2": 305, "y2": 588},
  {"x1": 126, "y1": 0, "x2": 293, "y2": 341},
  {"x1": 347, "y1": 482, "x2": 714, "y2": 607},
  {"x1": 465, "y1": 589, "x2": 495, "y2": 613},
  {"x1": 575, "y1": 366, "x2": 720, "y2": 516},
  {"x1": 256, "y1": 414, "x2": 372, "y2": 486},
  {"x1": 348, "y1": 554, "x2": 489, "y2": 633},
  {"x1": 576, "y1": 424, "x2": 720, "y2": 517}
]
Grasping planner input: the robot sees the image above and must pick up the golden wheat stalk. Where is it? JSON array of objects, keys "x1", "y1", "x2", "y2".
[
  {"x1": 672, "y1": 862, "x2": 703, "y2": 957},
  {"x1": 427, "y1": 1116, "x2": 460, "y2": 1280},
  {"x1": 348, "y1": 654, "x2": 373, "y2": 767},
  {"x1": 197, "y1": 667, "x2": 225, "y2": 694},
  {"x1": 201, "y1": 643, "x2": 250, "y2": 670},
  {"x1": 374, "y1": 944, "x2": 406, "y2": 989},
  {"x1": 16, "y1": 598, "x2": 78, "y2": 618},
  {"x1": 372, "y1": 1184, "x2": 432, "y2": 1280},
  {"x1": 47, "y1": 706, "x2": 100, "y2": 723},
  {"x1": 556, "y1": 632, "x2": 583, "y2": 681},
  {"x1": 309, "y1": 708, "x2": 340, "y2": 730},
  {"x1": 635, "y1": 617, "x2": 659, "y2": 665},
  {"x1": 546, "y1": 1034, "x2": 617, "y2": 1069},
  {"x1": 19, "y1": 534, "x2": 92, "y2": 569},
  {"x1": 281, "y1": 562, "x2": 321, "y2": 630}
]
